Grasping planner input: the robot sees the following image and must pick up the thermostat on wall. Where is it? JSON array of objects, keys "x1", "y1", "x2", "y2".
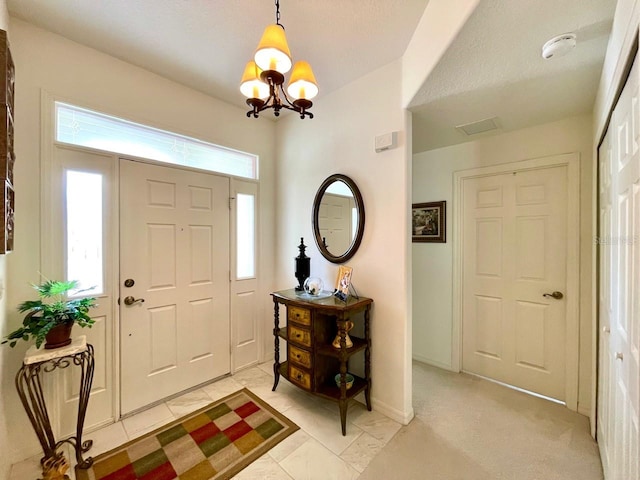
[{"x1": 375, "y1": 131, "x2": 398, "y2": 153}]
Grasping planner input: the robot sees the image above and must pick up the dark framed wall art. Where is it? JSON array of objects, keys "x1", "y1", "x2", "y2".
[
  {"x1": 0, "y1": 29, "x2": 14, "y2": 253},
  {"x1": 412, "y1": 201, "x2": 446, "y2": 243}
]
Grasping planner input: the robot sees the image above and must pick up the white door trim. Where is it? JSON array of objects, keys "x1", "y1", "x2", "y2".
[
  {"x1": 452, "y1": 153, "x2": 581, "y2": 410},
  {"x1": 40, "y1": 91, "x2": 263, "y2": 424}
]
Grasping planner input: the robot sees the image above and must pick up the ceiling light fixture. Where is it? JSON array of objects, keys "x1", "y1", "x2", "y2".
[{"x1": 240, "y1": 0, "x2": 318, "y2": 119}]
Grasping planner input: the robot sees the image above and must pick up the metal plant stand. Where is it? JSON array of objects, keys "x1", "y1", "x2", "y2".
[{"x1": 15, "y1": 336, "x2": 94, "y2": 479}]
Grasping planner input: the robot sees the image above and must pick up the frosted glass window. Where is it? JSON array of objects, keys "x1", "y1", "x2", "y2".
[
  {"x1": 236, "y1": 193, "x2": 255, "y2": 279},
  {"x1": 66, "y1": 171, "x2": 103, "y2": 296},
  {"x1": 56, "y1": 102, "x2": 258, "y2": 179}
]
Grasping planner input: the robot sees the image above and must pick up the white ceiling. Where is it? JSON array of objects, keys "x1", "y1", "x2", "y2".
[
  {"x1": 8, "y1": 0, "x2": 618, "y2": 153},
  {"x1": 410, "y1": 0, "x2": 617, "y2": 152},
  {"x1": 7, "y1": 0, "x2": 428, "y2": 114}
]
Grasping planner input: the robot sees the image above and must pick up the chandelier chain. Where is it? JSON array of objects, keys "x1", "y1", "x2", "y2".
[{"x1": 275, "y1": 0, "x2": 284, "y2": 29}]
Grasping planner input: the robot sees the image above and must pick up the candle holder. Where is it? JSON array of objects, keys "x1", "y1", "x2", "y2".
[{"x1": 294, "y1": 237, "x2": 310, "y2": 291}]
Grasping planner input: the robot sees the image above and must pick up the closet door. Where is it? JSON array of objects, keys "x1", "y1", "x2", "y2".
[
  {"x1": 598, "y1": 55, "x2": 640, "y2": 480},
  {"x1": 597, "y1": 127, "x2": 615, "y2": 476}
]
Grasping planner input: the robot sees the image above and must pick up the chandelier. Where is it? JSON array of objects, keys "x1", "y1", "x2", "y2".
[{"x1": 240, "y1": 0, "x2": 318, "y2": 119}]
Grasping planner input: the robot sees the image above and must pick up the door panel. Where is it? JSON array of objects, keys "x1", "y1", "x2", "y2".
[
  {"x1": 120, "y1": 159, "x2": 230, "y2": 414},
  {"x1": 319, "y1": 193, "x2": 352, "y2": 255},
  {"x1": 462, "y1": 165, "x2": 568, "y2": 400},
  {"x1": 230, "y1": 180, "x2": 260, "y2": 371},
  {"x1": 610, "y1": 55, "x2": 640, "y2": 479},
  {"x1": 598, "y1": 55, "x2": 640, "y2": 480},
  {"x1": 52, "y1": 146, "x2": 116, "y2": 438}
]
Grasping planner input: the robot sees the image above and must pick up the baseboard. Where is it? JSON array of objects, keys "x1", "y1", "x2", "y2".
[
  {"x1": 412, "y1": 354, "x2": 456, "y2": 372},
  {"x1": 371, "y1": 398, "x2": 414, "y2": 425},
  {"x1": 578, "y1": 403, "x2": 591, "y2": 418}
]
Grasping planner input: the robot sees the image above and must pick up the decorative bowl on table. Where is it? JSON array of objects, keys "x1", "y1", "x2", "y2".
[
  {"x1": 334, "y1": 373, "x2": 354, "y2": 390},
  {"x1": 303, "y1": 277, "x2": 324, "y2": 296}
]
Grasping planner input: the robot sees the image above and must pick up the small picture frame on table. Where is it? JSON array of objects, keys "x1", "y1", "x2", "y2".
[
  {"x1": 334, "y1": 265, "x2": 353, "y2": 302},
  {"x1": 412, "y1": 201, "x2": 446, "y2": 243}
]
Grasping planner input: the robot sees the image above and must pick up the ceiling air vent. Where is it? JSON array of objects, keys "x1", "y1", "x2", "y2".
[{"x1": 456, "y1": 117, "x2": 500, "y2": 136}]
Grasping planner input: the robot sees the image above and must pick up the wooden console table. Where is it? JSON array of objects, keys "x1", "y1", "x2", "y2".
[
  {"x1": 271, "y1": 289, "x2": 372, "y2": 435},
  {"x1": 15, "y1": 336, "x2": 94, "y2": 479}
]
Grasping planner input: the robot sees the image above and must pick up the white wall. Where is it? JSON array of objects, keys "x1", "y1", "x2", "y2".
[
  {"x1": 275, "y1": 60, "x2": 414, "y2": 423},
  {"x1": 2, "y1": 18, "x2": 276, "y2": 465},
  {"x1": 271, "y1": 0, "x2": 480, "y2": 426},
  {"x1": 0, "y1": 2, "x2": 12, "y2": 478},
  {"x1": 402, "y1": 0, "x2": 479, "y2": 107},
  {"x1": 594, "y1": 0, "x2": 640, "y2": 137},
  {"x1": 412, "y1": 114, "x2": 594, "y2": 415}
]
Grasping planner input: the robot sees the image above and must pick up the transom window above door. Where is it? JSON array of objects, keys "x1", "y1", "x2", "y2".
[{"x1": 55, "y1": 102, "x2": 259, "y2": 179}]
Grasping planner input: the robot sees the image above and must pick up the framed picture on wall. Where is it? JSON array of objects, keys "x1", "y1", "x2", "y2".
[{"x1": 412, "y1": 201, "x2": 446, "y2": 243}]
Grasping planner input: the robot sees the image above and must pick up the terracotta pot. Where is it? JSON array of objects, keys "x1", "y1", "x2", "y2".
[{"x1": 44, "y1": 322, "x2": 73, "y2": 349}]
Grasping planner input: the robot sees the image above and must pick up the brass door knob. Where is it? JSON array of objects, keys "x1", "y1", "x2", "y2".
[
  {"x1": 123, "y1": 296, "x2": 145, "y2": 306},
  {"x1": 543, "y1": 291, "x2": 564, "y2": 300}
]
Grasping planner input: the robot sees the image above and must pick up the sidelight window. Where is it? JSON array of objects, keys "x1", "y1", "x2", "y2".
[
  {"x1": 236, "y1": 193, "x2": 256, "y2": 279},
  {"x1": 65, "y1": 170, "x2": 104, "y2": 296}
]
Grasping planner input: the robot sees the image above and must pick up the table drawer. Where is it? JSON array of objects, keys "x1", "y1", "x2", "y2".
[
  {"x1": 289, "y1": 364, "x2": 311, "y2": 390},
  {"x1": 288, "y1": 324, "x2": 312, "y2": 347},
  {"x1": 288, "y1": 345, "x2": 312, "y2": 369},
  {"x1": 288, "y1": 306, "x2": 311, "y2": 326}
]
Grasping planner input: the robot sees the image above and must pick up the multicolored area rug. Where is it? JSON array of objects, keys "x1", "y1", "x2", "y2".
[{"x1": 76, "y1": 388, "x2": 299, "y2": 480}]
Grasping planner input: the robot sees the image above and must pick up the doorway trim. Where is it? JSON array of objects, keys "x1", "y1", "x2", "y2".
[
  {"x1": 40, "y1": 90, "x2": 263, "y2": 433},
  {"x1": 452, "y1": 153, "x2": 581, "y2": 410}
]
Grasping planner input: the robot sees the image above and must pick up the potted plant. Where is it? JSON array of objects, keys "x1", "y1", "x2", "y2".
[{"x1": 2, "y1": 280, "x2": 97, "y2": 349}]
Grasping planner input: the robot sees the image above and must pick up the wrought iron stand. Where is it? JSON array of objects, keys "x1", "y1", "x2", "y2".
[{"x1": 15, "y1": 336, "x2": 95, "y2": 479}]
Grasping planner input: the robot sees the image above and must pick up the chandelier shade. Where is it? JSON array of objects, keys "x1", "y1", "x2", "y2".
[
  {"x1": 287, "y1": 61, "x2": 318, "y2": 100},
  {"x1": 254, "y1": 24, "x2": 292, "y2": 74},
  {"x1": 240, "y1": 61, "x2": 270, "y2": 99},
  {"x1": 240, "y1": 0, "x2": 317, "y2": 119}
]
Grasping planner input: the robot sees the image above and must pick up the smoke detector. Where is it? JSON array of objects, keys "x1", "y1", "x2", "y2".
[{"x1": 542, "y1": 33, "x2": 577, "y2": 59}]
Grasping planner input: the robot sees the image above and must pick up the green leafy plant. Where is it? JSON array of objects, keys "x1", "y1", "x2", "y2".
[{"x1": 2, "y1": 280, "x2": 97, "y2": 348}]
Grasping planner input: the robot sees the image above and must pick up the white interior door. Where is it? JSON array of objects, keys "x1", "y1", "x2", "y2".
[
  {"x1": 598, "y1": 54, "x2": 640, "y2": 480},
  {"x1": 319, "y1": 193, "x2": 352, "y2": 254},
  {"x1": 598, "y1": 128, "x2": 616, "y2": 476},
  {"x1": 120, "y1": 159, "x2": 230, "y2": 414},
  {"x1": 462, "y1": 164, "x2": 569, "y2": 400}
]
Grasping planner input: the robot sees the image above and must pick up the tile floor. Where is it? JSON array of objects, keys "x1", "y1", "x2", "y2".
[{"x1": 10, "y1": 361, "x2": 401, "y2": 479}]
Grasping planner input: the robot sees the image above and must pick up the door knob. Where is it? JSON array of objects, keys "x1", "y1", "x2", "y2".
[
  {"x1": 543, "y1": 291, "x2": 564, "y2": 300},
  {"x1": 616, "y1": 352, "x2": 624, "y2": 361},
  {"x1": 123, "y1": 296, "x2": 145, "y2": 306},
  {"x1": 603, "y1": 326, "x2": 610, "y2": 334}
]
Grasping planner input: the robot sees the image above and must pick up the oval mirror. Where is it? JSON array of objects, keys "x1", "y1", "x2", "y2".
[{"x1": 312, "y1": 174, "x2": 365, "y2": 264}]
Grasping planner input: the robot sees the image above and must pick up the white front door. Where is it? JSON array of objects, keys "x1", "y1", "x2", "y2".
[
  {"x1": 462, "y1": 164, "x2": 569, "y2": 400},
  {"x1": 120, "y1": 159, "x2": 230, "y2": 414}
]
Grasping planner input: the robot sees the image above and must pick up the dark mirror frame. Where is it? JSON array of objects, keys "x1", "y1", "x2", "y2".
[{"x1": 312, "y1": 174, "x2": 365, "y2": 264}]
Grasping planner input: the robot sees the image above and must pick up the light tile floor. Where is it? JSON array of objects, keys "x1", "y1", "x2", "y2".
[{"x1": 10, "y1": 362, "x2": 399, "y2": 479}]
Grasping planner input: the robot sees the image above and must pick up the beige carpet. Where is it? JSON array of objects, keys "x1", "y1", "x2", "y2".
[{"x1": 359, "y1": 362, "x2": 603, "y2": 480}]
